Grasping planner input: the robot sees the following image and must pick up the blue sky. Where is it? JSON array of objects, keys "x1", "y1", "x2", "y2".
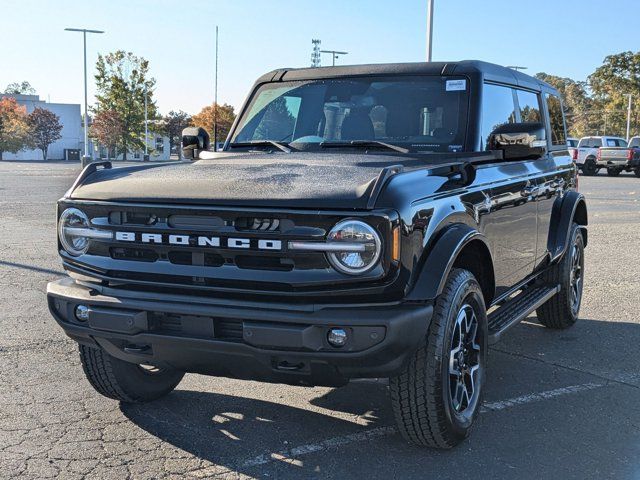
[{"x1": 0, "y1": 0, "x2": 636, "y2": 114}]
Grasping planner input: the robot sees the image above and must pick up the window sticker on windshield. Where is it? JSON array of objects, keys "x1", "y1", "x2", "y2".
[{"x1": 446, "y1": 79, "x2": 466, "y2": 91}]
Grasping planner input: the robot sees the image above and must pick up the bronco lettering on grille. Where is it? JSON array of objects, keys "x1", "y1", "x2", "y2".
[{"x1": 114, "y1": 232, "x2": 282, "y2": 250}]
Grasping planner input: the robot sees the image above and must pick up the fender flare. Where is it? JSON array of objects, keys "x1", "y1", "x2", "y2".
[
  {"x1": 548, "y1": 190, "x2": 588, "y2": 262},
  {"x1": 405, "y1": 224, "x2": 493, "y2": 302}
]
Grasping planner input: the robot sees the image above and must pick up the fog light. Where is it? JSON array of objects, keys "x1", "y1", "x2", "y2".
[
  {"x1": 327, "y1": 328, "x2": 348, "y2": 347},
  {"x1": 75, "y1": 305, "x2": 89, "y2": 322}
]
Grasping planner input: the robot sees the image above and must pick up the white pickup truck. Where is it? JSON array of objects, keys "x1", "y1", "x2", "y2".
[{"x1": 573, "y1": 136, "x2": 629, "y2": 176}]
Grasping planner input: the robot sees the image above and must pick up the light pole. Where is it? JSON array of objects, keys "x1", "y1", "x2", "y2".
[
  {"x1": 625, "y1": 94, "x2": 632, "y2": 141},
  {"x1": 426, "y1": 0, "x2": 434, "y2": 61},
  {"x1": 64, "y1": 27, "x2": 104, "y2": 167},
  {"x1": 320, "y1": 50, "x2": 348, "y2": 66},
  {"x1": 214, "y1": 25, "x2": 219, "y2": 151},
  {"x1": 144, "y1": 84, "x2": 149, "y2": 161}
]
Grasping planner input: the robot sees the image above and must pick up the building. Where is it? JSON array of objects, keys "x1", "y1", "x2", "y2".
[
  {"x1": 2, "y1": 93, "x2": 171, "y2": 161},
  {"x1": 0, "y1": 93, "x2": 82, "y2": 161}
]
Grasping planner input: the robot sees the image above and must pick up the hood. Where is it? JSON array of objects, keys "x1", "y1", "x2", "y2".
[{"x1": 69, "y1": 151, "x2": 416, "y2": 209}]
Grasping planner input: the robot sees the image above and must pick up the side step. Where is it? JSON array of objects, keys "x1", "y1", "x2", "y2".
[{"x1": 488, "y1": 284, "x2": 560, "y2": 344}]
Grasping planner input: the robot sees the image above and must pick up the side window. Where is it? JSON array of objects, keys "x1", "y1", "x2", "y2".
[
  {"x1": 545, "y1": 93, "x2": 566, "y2": 146},
  {"x1": 481, "y1": 83, "x2": 517, "y2": 150},
  {"x1": 516, "y1": 90, "x2": 542, "y2": 123},
  {"x1": 592, "y1": 138, "x2": 602, "y2": 147}
]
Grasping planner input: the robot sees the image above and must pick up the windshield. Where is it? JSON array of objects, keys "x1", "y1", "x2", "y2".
[{"x1": 231, "y1": 76, "x2": 469, "y2": 152}]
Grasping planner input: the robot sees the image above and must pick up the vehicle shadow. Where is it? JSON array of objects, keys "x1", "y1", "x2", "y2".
[{"x1": 121, "y1": 317, "x2": 640, "y2": 478}]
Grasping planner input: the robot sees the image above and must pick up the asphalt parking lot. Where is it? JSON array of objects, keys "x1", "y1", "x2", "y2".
[{"x1": 0, "y1": 160, "x2": 639, "y2": 479}]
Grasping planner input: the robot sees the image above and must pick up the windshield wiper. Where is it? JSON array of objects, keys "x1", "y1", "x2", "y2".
[
  {"x1": 228, "y1": 140, "x2": 291, "y2": 153},
  {"x1": 319, "y1": 140, "x2": 410, "y2": 154}
]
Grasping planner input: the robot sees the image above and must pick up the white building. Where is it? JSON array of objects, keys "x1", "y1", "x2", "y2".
[
  {"x1": 2, "y1": 93, "x2": 171, "y2": 161},
  {"x1": 0, "y1": 93, "x2": 82, "y2": 161}
]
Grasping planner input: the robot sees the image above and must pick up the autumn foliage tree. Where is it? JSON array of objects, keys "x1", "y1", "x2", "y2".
[
  {"x1": 27, "y1": 107, "x2": 63, "y2": 161},
  {"x1": 90, "y1": 110, "x2": 124, "y2": 160},
  {"x1": 0, "y1": 97, "x2": 30, "y2": 161},
  {"x1": 191, "y1": 103, "x2": 236, "y2": 145}
]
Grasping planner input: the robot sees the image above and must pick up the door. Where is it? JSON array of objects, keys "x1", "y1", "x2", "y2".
[{"x1": 479, "y1": 83, "x2": 538, "y2": 295}]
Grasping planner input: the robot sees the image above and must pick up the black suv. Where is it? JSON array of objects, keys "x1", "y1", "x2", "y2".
[{"x1": 47, "y1": 61, "x2": 587, "y2": 448}]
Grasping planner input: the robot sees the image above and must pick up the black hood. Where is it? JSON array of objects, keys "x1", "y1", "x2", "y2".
[{"x1": 69, "y1": 151, "x2": 416, "y2": 209}]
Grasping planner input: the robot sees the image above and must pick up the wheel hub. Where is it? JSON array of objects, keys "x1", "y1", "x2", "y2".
[{"x1": 449, "y1": 304, "x2": 482, "y2": 413}]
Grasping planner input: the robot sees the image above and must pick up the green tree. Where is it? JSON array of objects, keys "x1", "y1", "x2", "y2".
[
  {"x1": 0, "y1": 97, "x2": 30, "y2": 160},
  {"x1": 158, "y1": 110, "x2": 192, "y2": 158},
  {"x1": 4, "y1": 81, "x2": 36, "y2": 95},
  {"x1": 94, "y1": 51, "x2": 157, "y2": 160},
  {"x1": 588, "y1": 51, "x2": 640, "y2": 137},
  {"x1": 27, "y1": 107, "x2": 63, "y2": 160},
  {"x1": 535, "y1": 72, "x2": 597, "y2": 138}
]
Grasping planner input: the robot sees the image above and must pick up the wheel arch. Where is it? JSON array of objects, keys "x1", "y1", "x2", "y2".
[
  {"x1": 405, "y1": 224, "x2": 495, "y2": 305},
  {"x1": 548, "y1": 191, "x2": 588, "y2": 262}
]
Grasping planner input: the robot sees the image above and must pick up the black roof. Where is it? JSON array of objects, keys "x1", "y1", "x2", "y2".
[{"x1": 256, "y1": 60, "x2": 554, "y2": 93}]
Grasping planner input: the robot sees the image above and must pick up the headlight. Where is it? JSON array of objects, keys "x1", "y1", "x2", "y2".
[
  {"x1": 326, "y1": 220, "x2": 382, "y2": 275},
  {"x1": 58, "y1": 208, "x2": 91, "y2": 256}
]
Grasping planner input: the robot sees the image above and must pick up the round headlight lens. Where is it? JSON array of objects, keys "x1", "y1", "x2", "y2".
[
  {"x1": 58, "y1": 208, "x2": 90, "y2": 256},
  {"x1": 327, "y1": 220, "x2": 382, "y2": 275}
]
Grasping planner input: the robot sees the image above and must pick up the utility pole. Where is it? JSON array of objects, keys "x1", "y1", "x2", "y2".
[
  {"x1": 64, "y1": 27, "x2": 104, "y2": 167},
  {"x1": 144, "y1": 84, "x2": 148, "y2": 161},
  {"x1": 214, "y1": 25, "x2": 219, "y2": 151},
  {"x1": 626, "y1": 94, "x2": 633, "y2": 141},
  {"x1": 320, "y1": 50, "x2": 348, "y2": 66},
  {"x1": 426, "y1": 0, "x2": 434, "y2": 61}
]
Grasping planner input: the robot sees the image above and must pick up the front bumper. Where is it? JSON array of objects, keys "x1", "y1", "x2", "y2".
[{"x1": 47, "y1": 278, "x2": 432, "y2": 386}]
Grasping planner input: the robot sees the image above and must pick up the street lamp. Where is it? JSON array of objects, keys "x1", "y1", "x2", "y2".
[
  {"x1": 64, "y1": 27, "x2": 104, "y2": 167},
  {"x1": 625, "y1": 94, "x2": 633, "y2": 141},
  {"x1": 426, "y1": 0, "x2": 434, "y2": 61},
  {"x1": 320, "y1": 50, "x2": 348, "y2": 67}
]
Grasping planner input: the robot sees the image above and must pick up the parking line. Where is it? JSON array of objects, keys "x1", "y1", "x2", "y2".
[{"x1": 189, "y1": 381, "x2": 605, "y2": 474}]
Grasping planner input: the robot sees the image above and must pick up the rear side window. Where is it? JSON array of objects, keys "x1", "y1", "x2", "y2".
[
  {"x1": 545, "y1": 94, "x2": 566, "y2": 146},
  {"x1": 481, "y1": 83, "x2": 517, "y2": 149},
  {"x1": 516, "y1": 90, "x2": 542, "y2": 123},
  {"x1": 592, "y1": 138, "x2": 602, "y2": 147},
  {"x1": 606, "y1": 138, "x2": 627, "y2": 147}
]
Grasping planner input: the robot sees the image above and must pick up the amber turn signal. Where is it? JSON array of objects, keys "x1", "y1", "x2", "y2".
[{"x1": 392, "y1": 226, "x2": 401, "y2": 262}]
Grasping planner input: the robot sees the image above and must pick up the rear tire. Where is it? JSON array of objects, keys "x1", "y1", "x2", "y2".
[
  {"x1": 607, "y1": 168, "x2": 621, "y2": 177},
  {"x1": 536, "y1": 223, "x2": 584, "y2": 329},
  {"x1": 582, "y1": 158, "x2": 598, "y2": 176},
  {"x1": 634, "y1": 168, "x2": 640, "y2": 178},
  {"x1": 79, "y1": 345, "x2": 184, "y2": 403},
  {"x1": 389, "y1": 269, "x2": 487, "y2": 449}
]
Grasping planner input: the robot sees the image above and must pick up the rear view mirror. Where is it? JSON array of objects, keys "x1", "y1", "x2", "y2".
[
  {"x1": 182, "y1": 127, "x2": 210, "y2": 160},
  {"x1": 488, "y1": 122, "x2": 547, "y2": 160}
]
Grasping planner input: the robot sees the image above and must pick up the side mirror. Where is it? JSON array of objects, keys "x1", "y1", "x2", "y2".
[
  {"x1": 182, "y1": 127, "x2": 210, "y2": 160},
  {"x1": 488, "y1": 122, "x2": 547, "y2": 160}
]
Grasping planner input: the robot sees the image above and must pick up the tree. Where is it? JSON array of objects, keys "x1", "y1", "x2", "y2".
[
  {"x1": 535, "y1": 72, "x2": 597, "y2": 138},
  {"x1": 158, "y1": 110, "x2": 191, "y2": 159},
  {"x1": 191, "y1": 103, "x2": 236, "y2": 145},
  {"x1": 27, "y1": 108, "x2": 63, "y2": 161},
  {"x1": 0, "y1": 97, "x2": 30, "y2": 160},
  {"x1": 588, "y1": 51, "x2": 640, "y2": 137},
  {"x1": 4, "y1": 81, "x2": 36, "y2": 95},
  {"x1": 94, "y1": 51, "x2": 157, "y2": 160},
  {"x1": 90, "y1": 110, "x2": 124, "y2": 160}
]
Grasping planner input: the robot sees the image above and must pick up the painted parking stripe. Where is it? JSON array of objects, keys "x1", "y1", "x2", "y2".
[
  {"x1": 480, "y1": 382, "x2": 603, "y2": 413},
  {"x1": 188, "y1": 382, "x2": 605, "y2": 474}
]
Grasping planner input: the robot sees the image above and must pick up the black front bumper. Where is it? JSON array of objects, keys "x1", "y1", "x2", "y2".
[{"x1": 47, "y1": 278, "x2": 432, "y2": 386}]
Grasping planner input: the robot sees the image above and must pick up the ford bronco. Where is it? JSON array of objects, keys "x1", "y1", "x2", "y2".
[{"x1": 47, "y1": 61, "x2": 587, "y2": 448}]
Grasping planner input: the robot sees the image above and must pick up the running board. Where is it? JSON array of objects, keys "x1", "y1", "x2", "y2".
[{"x1": 488, "y1": 284, "x2": 560, "y2": 344}]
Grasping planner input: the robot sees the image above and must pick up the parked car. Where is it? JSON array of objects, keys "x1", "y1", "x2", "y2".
[
  {"x1": 47, "y1": 61, "x2": 587, "y2": 449},
  {"x1": 574, "y1": 135, "x2": 628, "y2": 175},
  {"x1": 597, "y1": 137, "x2": 640, "y2": 177}
]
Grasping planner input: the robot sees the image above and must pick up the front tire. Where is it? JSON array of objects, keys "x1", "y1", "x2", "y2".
[
  {"x1": 390, "y1": 269, "x2": 487, "y2": 449},
  {"x1": 536, "y1": 223, "x2": 585, "y2": 329},
  {"x1": 79, "y1": 345, "x2": 184, "y2": 403}
]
